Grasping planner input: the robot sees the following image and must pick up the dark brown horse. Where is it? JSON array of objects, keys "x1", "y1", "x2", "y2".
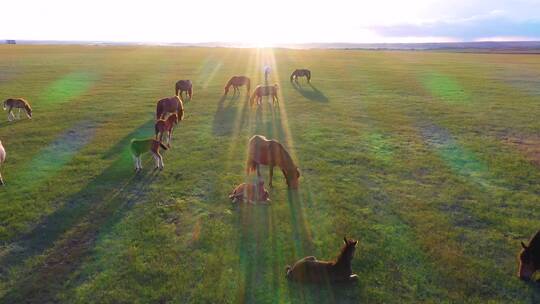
[
  {"x1": 175, "y1": 80, "x2": 193, "y2": 100},
  {"x1": 156, "y1": 96, "x2": 184, "y2": 121},
  {"x1": 250, "y1": 84, "x2": 279, "y2": 106},
  {"x1": 290, "y1": 69, "x2": 311, "y2": 83},
  {"x1": 518, "y1": 230, "x2": 540, "y2": 280},
  {"x1": 3, "y1": 98, "x2": 32, "y2": 121},
  {"x1": 224, "y1": 76, "x2": 251, "y2": 96},
  {"x1": 155, "y1": 113, "x2": 178, "y2": 147},
  {"x1": 286, "y1": 237, "x2": 359, "y2": 283},
  {"x1": 246, "y1": 135, "x2": 300, "y2": 189}
]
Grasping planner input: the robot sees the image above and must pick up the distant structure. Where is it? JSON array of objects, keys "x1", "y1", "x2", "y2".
[{"x1": 5, "y1": 40, "x2": 16, "y2": 44}]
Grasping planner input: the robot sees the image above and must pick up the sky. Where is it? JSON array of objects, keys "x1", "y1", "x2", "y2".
[{"x1": 1, "y1": 0, "x2": 540, "y2": 44}]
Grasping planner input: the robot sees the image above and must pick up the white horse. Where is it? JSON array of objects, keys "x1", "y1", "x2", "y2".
[{"x1": 0, "y1": 140, "x2": 6, "y2": 185}]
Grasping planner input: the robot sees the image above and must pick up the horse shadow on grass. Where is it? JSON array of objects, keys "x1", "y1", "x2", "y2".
[
  {"x1": 212, "y1": 94, "x2": 250, "y2": 136},
  {"x1": 292, "y1": 82, "x2": 329, "y2": 103},
  {"x1": 0, "y1": 119, "x2": 162, "y2": 303}
]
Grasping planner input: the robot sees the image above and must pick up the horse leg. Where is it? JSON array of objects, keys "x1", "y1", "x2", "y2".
[
  {"x1": 0, "y1": 171, "x2": 4, "y2": 185},
  {"x1": 269, "y1": 166, "x2": 274, "y2": 188},
  {"x1": 17, "y1": 108, "x2": 21, "y2": 119},
  {"x1": 7, "y1": 107, "x2": 14, "y2": 121},
  {"x1": 256, "y1": 164, "x2": 261, "y2": 177}
]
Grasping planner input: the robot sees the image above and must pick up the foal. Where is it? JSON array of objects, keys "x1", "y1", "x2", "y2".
[
  {"x1": 3, "y1": 98, "x2": 32, "y2": 121},
  {"x1": 130, "y1": 138, "x2": 168, "y2": 172},
  {"x1": 286, "y1": 237, "x2": 359, "y2": 283},
  {"x1": 0, "y1": 140, "x2": 5, "y2": 185},
  {"x1": 155, "y1": 113, "x2": 178, "y2": 147}
]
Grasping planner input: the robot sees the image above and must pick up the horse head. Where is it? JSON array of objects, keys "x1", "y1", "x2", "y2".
[
  {"x1": 284, "y1": 167, "x2": 300, "y2": 189},
  {"x1": 519, "y1": 241, "x2": 537, "y2": 280},
  {"x1": 338, "y1": 237, "x2": 358, "y2": 265}
]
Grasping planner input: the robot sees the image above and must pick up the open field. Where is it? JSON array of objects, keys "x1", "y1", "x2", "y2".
[{"x1": 0, "y1": 45, "x2": 540, "y2": 303}]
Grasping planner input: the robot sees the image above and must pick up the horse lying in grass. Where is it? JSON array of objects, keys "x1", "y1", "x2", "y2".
[
  {"x1": 286, "y1": 237, "x2": 359, "y2": 283},
  {"x1": 175, "y1": 80, "x2": 193, "y2": 100},
  {"x1": 250, "y1": 84, "x2": 279, "y2": 106},
  {"x1": 0, "y1": 140, "x2": 5, "y2": 185},
  {"x1": 156, "y1": 96, "x2": 184, "y2": 121},
  {"x1": 246, "y1": 135, "x2": 300, "y2": 189},
  {"x1": 3, "y1": 98, "x2": 32, "y2": 121},
  {"x1": 224, "y1": 76, "x2": 251, "y2": 96},
  {"x1": 155, "y1": 113, "x2": 178, "y2": 147},
  {"x1": 229, "y1": 179, "x2": 270, "y2": 204},
  {"x1": 518, "y1": 230, "x2": 540, "y2": 281},
  {"x1": 290, "y1": 69, "x2": 311, "y2": 83},
  {"x1": 130, "y1": 138, "x2": 168, "y2": 172}
]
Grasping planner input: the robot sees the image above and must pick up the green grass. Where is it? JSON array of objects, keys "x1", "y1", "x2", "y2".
[{"x1": 0, "y1": 46, "x2": 540, "y2": 303}]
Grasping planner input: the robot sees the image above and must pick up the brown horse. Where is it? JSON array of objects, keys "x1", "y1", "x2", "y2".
[
  {"x1": 224, "y1": 76, "x2": 251, "y2": 96},
  {"x1": 290, "y1": 69, "x2": 311, "y2": 83},
  {"x1": 246, "y1": 135, "x2": 300, "y2": 189},
  {"x1": 250, "y1": 84, "x2": 279, "y2": 106},
  {"x1": 0, "y1": 139, "x2": 5, "y2": 185},
  {"x1": 175, "y1": 80, "x2": 193, "y2": 100},
  {"x1": 155, "y1": 113, "x2": 178, "y2": 147},
  {"x1": 518, "y1": 230, "x2": 540, "y2": 280},
  {"x1": 286, "y1": 237, "x2": 359, "y2": 283},
  {"x1": 156, "y1": 96, "x2": 184, "y2": 121},
  {"x1": 3, "y1": 98, "x2": 32, "y2": 121},
  {"x1": 229, "y1": 179, "x2": 270, "y2": 204}
]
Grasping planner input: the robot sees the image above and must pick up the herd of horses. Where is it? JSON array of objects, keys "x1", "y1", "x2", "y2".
[{"x1": 1, "y1": 66, "x2": 540, "y2": 284}]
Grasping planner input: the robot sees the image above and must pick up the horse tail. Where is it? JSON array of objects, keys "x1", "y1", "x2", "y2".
[
  {"x1": 2, "y1": 100, "x2": 6, "y2": 111},
  {"x1": 290, "y1": 71, "x2": 295, "y2": 82},
  {"x1": 307, "y1": 70, "x2": 311, "y2": 82},
  {"x1": 156, "y1": 102, "x2": 162, "y2": 120},
  {"x1": 175, "y1": 83, "x2": 180, "y2": 97},
  {"x1": 189, "y1": 85, "x2": 193, "y2": 99},
  {"x1": 246, "y1": 78, "x2": 251, "y2": 94}
]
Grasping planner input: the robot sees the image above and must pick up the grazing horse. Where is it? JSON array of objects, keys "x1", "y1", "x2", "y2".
[
  {"x1": 130, "y1": 138, "x2": 168, "y2": 172},
  {"x1": 155, "y1": 113, "x2": 178, "y2": 147},
  {"x1": 175, "y1": 80, "x2": 193, "y2": 100},
  {"x1": 224, "y1": 76, "x2": 251, "y2": 96},
  {"x1": 286, "y1": 237, "x2": 359, "y2": 283},
  {"x1": 156, "y1": 96, "x2": 184, "y2": 121},
  {"x1": 3, "y1": 98, "x2": 32, "y2": 121},
  {"x1": 0, "y1": 140, "x2": 5, "y2": 185},
  {"x1": 290, "y1": 69, "x2": 311, "y2": 83},
  {"x1": 518, "y1": 230, "x2": 540, "y2": 280},
  {"x1": 246, "y1": 135, "x2": 300, "y2": 189},
  {"x1": 229, "y1": 179, "x2": 270, "y2": 204},
  {"x1": 250, "y1": 84, "x2": 279, "y2": 106}
]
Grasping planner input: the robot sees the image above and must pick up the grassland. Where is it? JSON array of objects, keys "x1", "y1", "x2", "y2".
[{"x1": 0, "y1": 45, "x2": 539, "y2": 303}]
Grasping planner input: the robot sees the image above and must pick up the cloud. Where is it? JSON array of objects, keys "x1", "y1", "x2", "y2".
[{"x1": 370, "y1": 13, "x2": 540, "y2": 41}]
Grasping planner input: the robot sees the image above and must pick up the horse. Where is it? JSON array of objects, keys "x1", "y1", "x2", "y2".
[
  {"x1": 224, "y1": 76, "x2": 251, "y2": 96},
  {"x1": 290, "y1": 69, "x2": 311, "y2": 83},
  {"x1": 3, "y1": 98, "x2": 32, "y2": 121},
  {"x1": 250, "y1": 84, "x2": 279, "y2": 106},
  {"x1": 518, "y1": 230, "x2": 540, "y2": 281},
  {"x1": 246, "y1": 135, "x2": 300, "y2": 189},
  {"x1": 285, "y1": 237, "x2": 359, "y2": 283},
  {"x1": 130, "y1": 138, "x2": 168, "y2": 172},
  {"x1": 155, "y1": 113, "x2": 178, "y2": 147},
  {"x1": 229, "y1": 179, "x2": 270, "y2": 204},
  {"x1": 0, "y1": 140, "x2": 5, "y2": 185},
  {"x1": 175, "y1": 80, "x2": 193, "y2": 100},
  {"x1": 156, "y1": 96, "x2": 184, "y2": 121}
]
